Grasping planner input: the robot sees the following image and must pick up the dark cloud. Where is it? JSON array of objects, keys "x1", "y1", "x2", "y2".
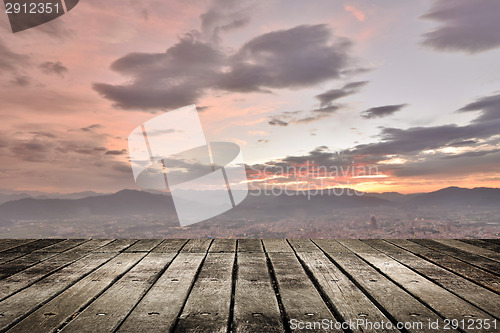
[
  {"x1": 93, "y1": 33, "x2": 223, "y2": 111},
  {"x1": 10, "y1": 75, "x2": 31, "y2": 87},
  {"x1": 268, "y1": 81, "x2": 367, "y2": 126},
  {"x1": 446, "y1": 140, "x2": 477, "y2": 147},
  {"x1": 105, "y1": 149, "x2": 127, "y2": 156},
  {"x1": 268, "y1": 118, "x2": 288, "y2": 126},
  {"x1": 361, "y1": 104, "x2": 407, "y2": 119},
  {"x1": 30, "y1": 131, "x2": 57, "y2": 139},
  {"x1": 457, "y1": 94, "x2": 500, "y2": 122},
  {"x1": 315, "y1": 81, "x2": 368, "y2": 107},
  {"x1": 80, "y1": 124, "x2": 103, "y2": 132},
  {"x1": 421, "y1": 0, "x2": 500, "y2": 53},
  {"x1": 94, "y1": 23, "x2": 355, "y2": 111},
  {"x1": 217, "y1": 24, "x2": 353, "y2": 92},
  {"x1": 11, "y1": 140, "x2": 53, "y2": 162},
  {"x1": 196, "y1": 106, "x2": 210, "y2": 112},
  {"x1": 38, "y1": 61, "x2": 68, "y2": 77}
]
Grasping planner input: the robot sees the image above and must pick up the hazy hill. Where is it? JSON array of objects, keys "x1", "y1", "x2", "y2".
[
  {"x1": 0, "y1": 187, "x2": 498, "y2": 223},
  {"x1": 411, "y1": 186, "x2": 500, "y2": 207},
  {"x1": 0, "y1": 189, "x2": 176, "y2": 221}
]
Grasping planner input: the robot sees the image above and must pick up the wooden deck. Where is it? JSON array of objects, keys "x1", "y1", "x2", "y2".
[{"x1": 0, "y1": 239, "x2": 498, "y2": 332}]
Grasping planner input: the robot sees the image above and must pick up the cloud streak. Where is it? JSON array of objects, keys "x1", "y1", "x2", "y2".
[{"x1": 361, "y1": 104, "x2": 407, "y2": 119}]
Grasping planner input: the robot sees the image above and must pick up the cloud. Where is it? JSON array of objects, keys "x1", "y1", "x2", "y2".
[
  {"x1": 10, "y1": 75, "x2": 31, "y2": 87},
  {"x1": 421, "y1": 0, "x2": 500, "y2": 53},
  {"x1": 94, "y1": 21, "x2": 355, "y2": 111},
  {"x1": 30, "y1": 131, "x2": 57, "y2": 139},
  {"x1": 361, "y1": 104, "x2": 407, "y2": 119},
  {"x1": 268, "y1": 118, "x2": 288, "y2": 126},
  {"x1": 93, "y1": 32, "x2": 224, "y2": 111},
  {"x1": 315, "y1": 81, "x2": 368, "y2": 107},
  {"x1": 253, "y1": 92, "x2": 500, "y2": 184},
  {"x1": 79, "y1": 124, "x2": 103, "y2": 132},
  {"x1": 457, "y1": 93, "x2": 500, "y2": 122},
  {"x1": 217, "y1": 24, "x2": 353, "y2": 92},
  {"x1": 268, "y1": 81, "x2": 367, "y2": 126},
  {"x1": 344, "y1": 4, "x2": 366, "y2": 22},
  {"x1": 105, "y1": 149, "x2": 127, "y2": 156},
  {"x1": 344, "y1": 92, "x2": 500, "y2": 165},
  {"x1": 11, "y1": 140, "x2": 53, "y2": 162},
  {"x1": 38, "y1": 61, "x2": 69, "y2": 77}
]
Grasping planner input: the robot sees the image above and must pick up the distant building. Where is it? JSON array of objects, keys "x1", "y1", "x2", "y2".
[{"x1": 370, "y1": 216, "x2": 378, "y2": 230}]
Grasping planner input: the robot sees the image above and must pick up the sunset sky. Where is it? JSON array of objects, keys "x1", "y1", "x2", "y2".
[{"x1": 0, "y1": 0, "x2": 499, "y2": 194}]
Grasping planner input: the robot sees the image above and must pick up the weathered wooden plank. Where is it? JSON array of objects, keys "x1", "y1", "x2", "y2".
[
  {"x1": 314, "y1": 239, "x2": 452, "y2": 333},
  {"x1": 339, "y1": 239, "x2": 496, "y2": 333},
  {"x1": 267, "y1": 251, "x2": 340, "y2": 332},
  {"x1": 0, "y1": 240, "x2": 36, "y2": 253},
  {"x1": 262, "y1": 239, "x2": 294, "y2": 253},
  {"x1": 209, "y1": 239, "x2": 237, "y2": 253},
  {"x1": 34, "y1": 239, "x2": 88, "y2": 253},
  {"x1": 364, "y1": 239, "x2": 500, "y2": 319},
  {"x1": 175, "y1": 252, "x2": 235, "y2": 332},
  {"x1": 237, "y1": 239, "x2": 263, "y2": 252},
  {"x1": 8, "y1": 252, "x2": 145, "y2": 333},
  {"x1": 233, "y1": 252, "x2": 285, "y2": 333},
  {"x1": 388, "y1": 239, "x2": 500, "y2": 294},
  {"x1": 291, "y1": 240, "x2": 398, "y2": 333},
  {"x1": 0, "y1": 252, "x2": 116, "y2": 331},
  {"x1": 69, "y1": 239, "x2": 114, "y2": 254},
  {"x1": 0, "y1": 251, "x2": 60, "y2": 280},
  {"x1": 434, "y1": 239, "x2": 500, "y2": 263},
  {"x1": 59, "y1": 253, "x2": 176, "y2": 333},
  {"x1": 460, "y1": 239, "x2": 500, "y2": 253},
  {"x1": 1, "y1": 239, "x2": 63, "y2": 253},
  {"x1": 151, "y1": 239, "x2": 187, "y2": 252},
  {"x1": 123, "y1": 239, "x2": 162, "y2": 252},
  {"x1": 117, "y1": 252, "x2": 207, "y2": 332},
  {"x1": 287, "y1": 239, "x2": 322, "y2": 253},
  {"x1": 180, "y1": 239, "x2": 212, "y2": 253},
  {"x1": 0, "y1": 239, "x2": 115, "y2": 301},
  {"x1": 484, "y1": 239, "x2": 500, "y2": 245},
  {"x1": 0, "y1": 239, "x2": 65, "y2": 266},
  {"x1": 92, "y1": 239, "x2": 138, "y2": 253},
  {"x1": 411, "y1": 239, "x2": 499, "y2": 275}
]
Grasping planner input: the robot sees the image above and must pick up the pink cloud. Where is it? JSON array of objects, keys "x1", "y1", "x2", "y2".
[{"x1": 344, "y1": 4, "x2": 366, "y2": 22}]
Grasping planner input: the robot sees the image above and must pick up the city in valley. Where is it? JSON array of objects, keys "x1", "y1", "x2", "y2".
[{"x1": 0, "y1": 206, "x2": 498, "y2": 240}]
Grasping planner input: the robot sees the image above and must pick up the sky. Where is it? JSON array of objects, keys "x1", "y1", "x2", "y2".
[{"x1": 0, "y1": 0, "x2": 499, "y2": 194}]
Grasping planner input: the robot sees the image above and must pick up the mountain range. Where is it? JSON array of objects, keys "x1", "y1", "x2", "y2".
[{"x1": 0, "y1": 187, "x2": 498, "y2": 224}]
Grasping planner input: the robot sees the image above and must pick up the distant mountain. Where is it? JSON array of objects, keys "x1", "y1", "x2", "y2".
[
  {"x1": 364, "y1": 191, "x2": 421, "y2": 202},
  {"x1": 0, "y1": 187, "x2": 498, "y2": 223},
  {"x1": 0, "y1": 189, "x2": 109, "y2": 204},
  {"x1": 410, "y1": 187, "x2": 500, "y2": 207},
  {"x1": 0, "y1": 190, "x2": 176, "y2": 221}
]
